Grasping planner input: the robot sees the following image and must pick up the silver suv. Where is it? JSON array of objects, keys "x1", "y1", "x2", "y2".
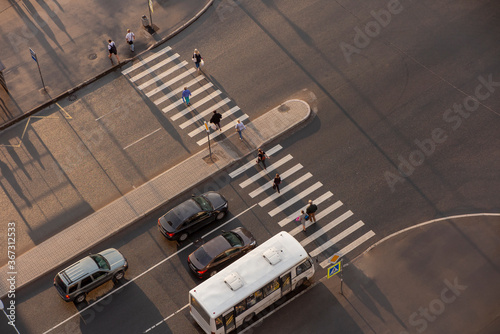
[{"x1": 53, "y1": 248, "x2": 128, "y2": 303}]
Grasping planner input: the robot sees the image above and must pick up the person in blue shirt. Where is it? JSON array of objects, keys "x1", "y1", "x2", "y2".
[{"x1": 182, "y1": 87, "x2": 192, "y2": 106}]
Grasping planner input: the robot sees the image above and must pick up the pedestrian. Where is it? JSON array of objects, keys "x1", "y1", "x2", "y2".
[
  {"x1": 235, "y1": 119, "x2": 246, "y2": 140},
  {"x1": 108, "y1": 39, "x2": 120, "y2": 64},
  {"x1": 125, "y1": 29, "x2": 135, "y2": 52},
  {"x1": 296, "y1": 210, "x2": 307, "y2": 232},
  {"x1": 272, "y1": 173, "x2": 281, "y2": 193},
  {"x1": 192, "y1": 49, "x2": 203, "y2": 72},
  {"x1": 256, "y1": 149, "x2": 269, "y2": 169},
  {"x1": 210, "y1": 110, "x2": 222, "y2": 131},
  {"x1": 306, "y1": 200, "x2": 318, "y2": 223},
  {"x1": 182, "y1": 87, "x2": 192, "y2": 106}
]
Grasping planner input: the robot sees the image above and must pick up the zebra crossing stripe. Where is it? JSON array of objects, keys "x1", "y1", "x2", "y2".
[
  {"x1": 239, "y1": 155, "x2": 294, "y2": 189},
  {"x1": 196, "y1": 114, "x2": 250, "y2": 146},
  {"x1": 268, "y1": 182, "x2": 323, "y2": 217},
  {"x1": 188, "y1": 106, "x2": 240, "y2": 137},
  {"x1": 129, "y1": 54, "x2": 180, "y2": 82},
  {"x1": 228, "y1": 145, "x2": 283, "y2": 178},
  {"x1": 137, "y1": 61, "x2": 188, "y2": 90},
  {"x1": 288, "y1": 200, "x2": 343, "y2": 236},
  {"x1": 121, "y1": 46, "x2": 172, "y2": 75},
  {"x1": 309, "y1": 221, "x2": 365, "y2": 257},
  {"x1": 319, "y1": 230, "x2": 375, "y2": 268},
  {"x1": 170, "y1": 90, "x2": 222, "y2": 120},
  {"x1": 162, "y1": 83, "x2": 214, "y2": 113},
  {"x1": 249, "y1": 163, "x2": 303, "y2": 198},
  {"x1": 148, "y1": 70, "x2": 201, "y2": 98},
  {"x1": 300, "y1": 211, "x2": 353, "y2": 247},
  {"x1": 180, "y1": 98, "x2": 231, "y2": 129},
  {"x1": 258, "y1": 173, "x2": 313, "y2": 207},
  {"x1": 278, "y1": 192, "x2": 334, "y2": 227}
]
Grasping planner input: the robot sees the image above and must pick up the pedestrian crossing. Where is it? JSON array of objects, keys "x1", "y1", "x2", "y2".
[
  {"x1": 229, "y1": 145, "x2": 376, "y2": 268},
  {"x1": 121, "y1": 45, "x2": 249, "y2": 146}
]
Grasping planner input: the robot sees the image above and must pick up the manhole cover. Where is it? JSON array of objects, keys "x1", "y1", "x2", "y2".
[
  {"x1": 278, "y1": 104, "x2": 290, "y2": 112},
  {"x1": 68, "y1": 94, "x2": 77, "y2": 101},
  {"x1": 88, "y1": 53, "x2": 97, "y2": 60}
]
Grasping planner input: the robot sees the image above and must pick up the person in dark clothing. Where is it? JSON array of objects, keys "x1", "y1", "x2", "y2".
[
  {"x1": 256, "y1": 149, "x2": 269, "y2": 169},
  {"x1": 306, "y1": 200, "x2": 318, "y2": 223},
  {"x1": 210, "y1": 110, "x2": 222, "y2": 131},
  {"x1": 192, "y1": 49, "x2": 203, "y2": 72},
  {"x1": 272, "y1": 173, "x2": 281, "y2": 193}
]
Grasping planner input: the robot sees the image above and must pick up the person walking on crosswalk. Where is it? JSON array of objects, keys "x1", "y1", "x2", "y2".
[
  {"x1": 272, "y1": 173, "x2": 281, "y2": 194},
  {"x1": 298, "y1": 210, "x2": 307, "y2": 232},
  {"x1": 256, "y1": 149, "x2": 269, "y2": 169},
  {"x1": 182, "y1": 87, "x2": 192, "y2": 106},
  {"x1": 235, "y1": 119, "x2": 246, "y2": 140},
  {"x1": 210, "y1": 110, "x2": 222, "y2": 131},
  {"x1": 125, "y1": 29, "x2": 135, "y2": 52},
  {"x1": 306, "y1": 200, "x2": 318, "y2": 223},
  {"x1": 192, "y1": 49, "x2": 203, "y2": 72}
]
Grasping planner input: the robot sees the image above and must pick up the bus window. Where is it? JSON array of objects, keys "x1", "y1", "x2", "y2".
[
  {"x1": 296, "y1": 259, "x2": 312, "y2": 276},
  {"x1": 215, "y1": 316, "x2": 223, "y2": 329},
  {"x1": 235, "y1": 299, "x2": 246, "y2": 316},
  {"x1": 224, "y1": 310, "x2": 235, "y2": 331},
  {"x1": 263, "y1": 278, "x2": 280, "y2": 297}
]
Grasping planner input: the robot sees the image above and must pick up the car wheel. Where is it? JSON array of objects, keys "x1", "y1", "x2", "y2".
[
  {"x1": 178, "y1": 232, "x2": 189, "y2": 242},
  {"x1": 209, "y1": 269, "x2": 218, "y2": 277},
  {"x1": 75, "y1": 293, "x2": 86, "y2": 304},
  {"x1": 216, "y1": 211, "x2": 226, "y2": 220},
  {"x1": 114, "y1": 270, "x2": 125, "y2": 281}
]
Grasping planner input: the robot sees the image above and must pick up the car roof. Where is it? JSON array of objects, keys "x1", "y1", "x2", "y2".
[
  {"x1": 60, "y1": 256, "x2": 98, "y2": 285},
  {"x1": 199, "y1": 235, "x2": 232, "y2": 258}
]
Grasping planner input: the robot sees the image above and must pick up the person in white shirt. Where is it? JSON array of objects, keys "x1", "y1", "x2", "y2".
[
  {"x1": 125, "y1": 29, "x2": 135, "y2": 52},
  {"x1": 235, "y1": 119, "x2": 246, "y2": 141},
  {"x1": 108, "y1": 39, "x2": 120, "y2": 63}
]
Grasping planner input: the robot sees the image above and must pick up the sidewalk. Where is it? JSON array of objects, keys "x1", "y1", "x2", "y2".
[
  {"x1": 0, "y1": 0, "x2": 213, "y2": 130},
  {"x1": 0, "y1": 99, "x2": 311, "y2": 298},
  {"x1": 248, "y1": 214, "x2": 500, "y2": 333}
]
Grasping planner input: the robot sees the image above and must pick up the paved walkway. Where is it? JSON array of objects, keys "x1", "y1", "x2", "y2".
[
  {"x1": 246, "y1": 214, "x2": 500, "y2": 334},
  {"x1": 0, "y1": 99, "x2": 311, "y2": 298},
  {"x1": 0, "y1": 0, "x2": 213, "y2": 130}
]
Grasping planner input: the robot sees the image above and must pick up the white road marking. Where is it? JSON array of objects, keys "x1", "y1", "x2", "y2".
[
  {"x1": 258, "y1": 173, "x2": 313, "y2": 207},
  {"x1": 123, "y1": 128, "x2": 161, "y2": 150},
  {"x1": 309, "y1": 220, "x2": 365, "y2": 257},
  {"x1": 300, "y1": 211, "x2": 353, "y2": 247},
  {"x1": 288, "y1": 201, "x2": 345, "y2": 236},
  {"x1": 319, "y1": 230, "x2": 376, "y2": 268},
  {"x1": 121, "y1": 46, "x2": 172, "y2": 75},
  {"x1": 161, "y1": 83, "x2": 214, "y2": 113},
  {"x1": 149, "y1": 70, "x2": 202, "y2": 99},
  {"x1": 143, "y1": 304, "x2": 190, "y2": 332},
  {"x1": 129, "y1": 54, "x2": 180, "y2": 82},
  {"x1": 180, "y1": 98, "x2": 231, "y2": 129},
  {"x1": 196, "y1": 114, "x2": 250, "y2": 146},
  {"x1": 42, "y1": 205, "x2": 257, "y2": 334},
  {"x1": 170, "y1": 90, "x2": 222, "y2": 119},
  {"x1": 188, "y1": 106, "x2": 240, "y2": 137},
  {"x1": 95, "y1": 106, "x2": 121, "y2": 121},
  {"x1": 268, "y1": 181, "x2": 323, "y2": 217},
  {"x1": 278, "y1": 192, "x2": 333, "y2": 227},
  {"x1": 137, "y1": 61, "x2": 188, "y2": 90},
  {"x1": 249, "y1": 163, "x2": 303, "y2": 198},
  {"x1": 239, "y1": 155, "x2": 294, "y2": 189},
  {"x1": 228, "y1": 145, "x2": 283, "y2": 178}
]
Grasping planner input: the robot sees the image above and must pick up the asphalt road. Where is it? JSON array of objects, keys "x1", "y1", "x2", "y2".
[{"x1": 1, "y1": 0, "x2": 500, "y2": 333}]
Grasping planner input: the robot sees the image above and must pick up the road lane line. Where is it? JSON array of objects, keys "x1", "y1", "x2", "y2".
[
  {"x1": 161, "y1": 83, "x2": 214, "y2": 113},
  {"x1": 258, "y1": 173, "x2": 313, "y2": 207},
  {"x1": 149, "y1": 71, "x2": 202, "y2": 99},
  {"x1": 180, "y1": 98, "x2": 231, "y2": 129},
  {"x1": 300, "y1": 211, "x2": 353, "y2": 247},
  {"x1": 123, "y1": 128, "x2": 161, "y2": 150},
  {"x1": 143, "y1": 304, "x2": 190, "y2": 332},
  {"x1": 278, "y1": 192, "x2": 333, "y2": 227},
  {"x1": 309, "y1": 221, "x2": 365, "y2": 257},
  {"x1": 121, "y1": 46, "x2": 172, "y2": 75},
  {"x1": 95, "y1": 106, "x2": 121, "y2": 121},
  {"x1": 239, "y1": 155, "x2": 294, "y2": 189},
  {"x1": 129, "y1": 54, "x2": 180, "y2": 82},
  {"x1": 42, "y1": 204, "x2": 257, "y2": 334},
  {"x1": 268, "y1": 182, "x2": 323, "y2": 217},
  {"x1": 188, "y1": 106, "x2": 240, "y2": 136},
  {"x1": 196, "y1": 114, "x2": 250, "y2": 146},
  {"x1": 137, "y1": 61, "x2": 188, "y2": 90},
  {"x1": 249, "y1": 163, "x2": 303, "y2": 198},
  {"x1": 228, "y1": 145, "x2": 283, "y2": 178},
  {"x1": 169, "y1": 90, "x2": 222, "y2": 119},
  {"x1": 319, "y1": 230, "x2": 375, "y2": 268}
]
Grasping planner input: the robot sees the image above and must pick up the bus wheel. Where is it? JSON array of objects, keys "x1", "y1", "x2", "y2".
[
  {"x1": 244, "y1": 312, "x2": 255, "y2": 324},
  {"x1": 296, "y1": 279, "x2": 306, "y2": 289}
]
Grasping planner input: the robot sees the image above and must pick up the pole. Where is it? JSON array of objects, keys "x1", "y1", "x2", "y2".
[
  {"x1": 0, "y1": 302, "x2": 21, "y2": 334},
  {"x1": 204, "y1": 121, "x2": 212, "y2": 160},
  {"x1": 148, "y1": 0, "x2": 153, "y2": 27},
  {"x1": 339, "y1": 259, "x2": 344, "y2": 295},
  {"x1": 36, "y1": 58, "x2": 46, "y2": 92}
]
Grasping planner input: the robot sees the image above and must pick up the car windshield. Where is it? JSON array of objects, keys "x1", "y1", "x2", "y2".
[
  {"x1": 91, "y1": 254, "x2": 110, "y2": 270},
  {"x1": 222, "y1": 231, "x2": 243, "y2": 247},
  {"x1": 192, "y1": 196, "x2": 213, "y2": 211},
  {"x1": 194, "y1": 247, "x2": 212, "y2": 267}
]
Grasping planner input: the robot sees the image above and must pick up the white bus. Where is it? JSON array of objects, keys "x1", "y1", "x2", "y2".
[{"x1": 189, "y1": 231, "x2": 315, "y2": 333}]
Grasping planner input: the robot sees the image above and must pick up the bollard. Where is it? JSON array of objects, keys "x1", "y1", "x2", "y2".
[{"x1": 141, "y1": 15, "x2": 150, "y2": 29}]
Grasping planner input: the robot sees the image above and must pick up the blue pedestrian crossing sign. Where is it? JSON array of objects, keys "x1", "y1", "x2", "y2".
[
  {"x1": 30, "y1": 48, "x2": 37, "y2": 62},
  {"x1": 327, "y1": 261, "x2": 342, "y2": 278}
]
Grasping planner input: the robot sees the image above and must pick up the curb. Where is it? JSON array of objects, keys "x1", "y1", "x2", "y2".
[{"x1": 0, "y1": 0, "x2": 214, "y2": 132}]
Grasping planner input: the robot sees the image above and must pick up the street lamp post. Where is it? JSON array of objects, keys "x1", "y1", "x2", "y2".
[{"x1": 0, "y1": 299, "x2": 21, "y2": 334}]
